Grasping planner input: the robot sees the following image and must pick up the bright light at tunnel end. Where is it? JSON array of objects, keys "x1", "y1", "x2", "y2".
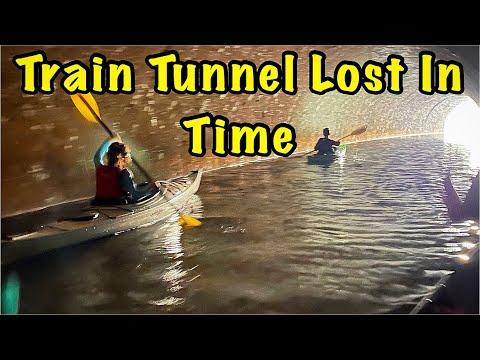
[{"x1": 443, "y1": 97, "x2": 480, "y2": 148}]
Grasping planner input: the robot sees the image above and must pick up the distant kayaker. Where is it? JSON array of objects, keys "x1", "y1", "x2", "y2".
[
  {"x1": 443, "y1": 171, "x2": 479, "y2": 222},
  {"x1": 314, "y1": 128, "x2": 341, "y2": 154},
  {"x1": 92, "y1": 134, "x2": 159, "y2": 205}
]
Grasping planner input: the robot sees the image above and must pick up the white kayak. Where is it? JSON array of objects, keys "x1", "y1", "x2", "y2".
[{"x1": 1, "y1": 170, "x2": 203, "y2": 266}]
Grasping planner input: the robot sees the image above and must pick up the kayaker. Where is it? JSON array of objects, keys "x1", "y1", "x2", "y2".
[
  {"x1": 314, "y1": 128, "x2": 341, "y2": 154},
  {"x1": 92, "y1": 134, "x2": 159, "y2": 205},
  {"x1": 443, "y1": 171, "x2": 479, "y2": 222}
]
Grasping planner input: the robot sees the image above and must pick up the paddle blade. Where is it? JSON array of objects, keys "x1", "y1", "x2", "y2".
[
  {"x1": 338, "y1": 125, "x2": 368, "y2": 141},
  {"x1": 350, "y1": 125, "x2": 367, "y2": 136},
  {"x1": 70, "y1": 93, "x2": 101, "y2": 123},
  {"x1": 179, "y1": 214, "x2": 203, "y2": 227}
]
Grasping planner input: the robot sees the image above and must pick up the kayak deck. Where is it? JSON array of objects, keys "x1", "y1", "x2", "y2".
[
  {"x1": 307, "y1": 144, "x2": 347, "y2": 165},
  {"x1": 1, "y1": 170, "x2": 203, "y2": 265}
]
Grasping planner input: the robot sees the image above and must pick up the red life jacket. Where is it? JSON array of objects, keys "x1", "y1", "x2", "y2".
[{"x1": 95, "y1": 165, "x2": 124, "y2": 198}]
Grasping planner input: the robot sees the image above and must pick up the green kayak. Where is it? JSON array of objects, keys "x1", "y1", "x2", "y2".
[{"x1": 307, "y1": 144, "x2": 347, "y2": 165}]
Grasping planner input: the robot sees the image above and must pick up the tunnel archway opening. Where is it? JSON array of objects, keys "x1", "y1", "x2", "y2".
[
  {"x1": 443, "y1": 97, "x2": 480, "y2": 148},
  {"x1": 443, "y1": 96, "x2": 480, "y2": 169}
]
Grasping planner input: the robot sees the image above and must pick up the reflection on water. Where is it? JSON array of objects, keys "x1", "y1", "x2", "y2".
[{"x1": 2, "y1": 135, "x2": 479, "y2": 314}]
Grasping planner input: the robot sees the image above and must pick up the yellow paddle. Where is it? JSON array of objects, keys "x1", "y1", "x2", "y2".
[
  {"x1": 306, "y1": 124, "x2": 368, "y2": 155},
  {"x1": 70, "y1": 93, "x2": 202, "y2": 227}
]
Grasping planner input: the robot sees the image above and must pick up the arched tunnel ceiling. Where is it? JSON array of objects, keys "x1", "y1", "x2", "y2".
[
  {"x1": 1, "y1": 45, "x2": 479, "y2": 215},
  {"x1": 288, "y1": 45, "x2": 479, "y2": 145}
]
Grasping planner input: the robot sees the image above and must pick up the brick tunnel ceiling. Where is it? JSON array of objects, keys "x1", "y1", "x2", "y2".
[{"x1": 288, "y1": 45, "x2": 479, "y2": 140}]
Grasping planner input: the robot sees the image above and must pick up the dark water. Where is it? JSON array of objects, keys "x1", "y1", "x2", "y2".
[{"x1": 2, "y1": 135, "x2": 479, "y2": 314}]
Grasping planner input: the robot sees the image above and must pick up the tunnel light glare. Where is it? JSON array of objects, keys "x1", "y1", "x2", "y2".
[
  {"x1": 444, "y1": 99, "x2": 480, "y2": 148},
  {"x1": 444, "y1": 98, "x2": 480, "y2": 168}
]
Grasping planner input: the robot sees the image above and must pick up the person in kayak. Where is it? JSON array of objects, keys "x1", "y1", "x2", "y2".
[
  {"x1": 314, "y1": 128, "x2": 341, "y2": 154},
  {"x1": 443, "y1": 171, "x2": 479, "y2": 222},
  {"x1": 92, "y1": 134, "x2": 159, "y2": 205}
]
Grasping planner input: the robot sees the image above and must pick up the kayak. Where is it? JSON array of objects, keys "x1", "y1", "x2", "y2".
[
  {"x1": 410, "y1": 242, "x2": 479, "y2": 314},
  {"x1": 307, "y1": 144, "x2": 347, "y2": 165},
  {"x1": 1, "y1": 169, "x2": 203, "y2": 266}
]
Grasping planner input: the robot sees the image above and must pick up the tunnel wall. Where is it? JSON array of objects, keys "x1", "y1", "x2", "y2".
[{"x1": 1, "y1": 45, "x2": 478, "y2": 216}]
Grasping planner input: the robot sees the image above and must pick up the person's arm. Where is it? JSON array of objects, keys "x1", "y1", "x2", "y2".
[
  {"x1": 332, "y1": 139, "x2": 341, "y2": 146},
  {"x1": 119, "y1": 169, "x2": 157, "y2": 201},
  {"x1": 463, "y1": 172, "x2": 479, "y2": 219},
  {"x1": 443, "y1": 172, "x2": 465, "y2": 221},
  {"x1": 93, "y1": 134, "x2": 122, "y2": 168}
]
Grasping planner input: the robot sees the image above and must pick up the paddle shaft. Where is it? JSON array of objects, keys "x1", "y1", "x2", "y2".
[
  {"x1": 305, "y1": 145, "x2": 340, "y2": 156},
  {"x1": 77, "y1": 94, "x2": 154, "y2": 182},
  {"x1": 337, "y1": 134, "x2": 353, "y2": 141},
  {"x1": 338, "y1": 132, "x2": 359, "y2": 141}
]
